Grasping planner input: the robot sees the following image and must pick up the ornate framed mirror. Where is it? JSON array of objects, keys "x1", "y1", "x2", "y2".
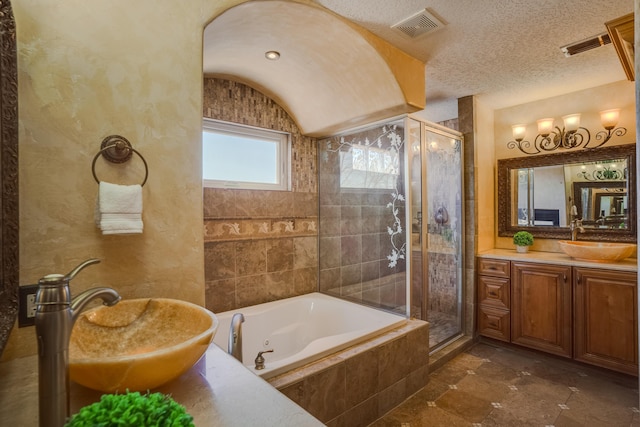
[
  {"x1": 0, "y1": 0, "x2": 19, "y2": 356},
  {"x1": 497, "y1": 144, "x2": 636, "y2": 242}
]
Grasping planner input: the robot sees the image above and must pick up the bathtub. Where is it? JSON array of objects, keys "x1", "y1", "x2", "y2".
[{"x1": 212, "y1": 292, "x2": 407, "y2": 379}]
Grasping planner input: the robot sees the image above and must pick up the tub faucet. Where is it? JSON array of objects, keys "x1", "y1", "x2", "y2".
[
  {"x1": 228, "y1": 313, "x2": 245, "y2": 362},
  {"x1": 570, "y1": 218, "x2": 585, "y2": 241},
  {"x1": 35, "y1": 258, "x2": 121, "y2": 427},
  {"x1": 254, "y1": 349, "x2": 274, "y2": 370}
]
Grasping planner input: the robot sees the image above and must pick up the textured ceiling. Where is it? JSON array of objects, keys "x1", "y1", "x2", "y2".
[
  {"x1": 315, "y1": 0, "x2": 634, "y2": 121},
  {"x1": 204, "y1": 0, "x2": 634, "y2": 128}
]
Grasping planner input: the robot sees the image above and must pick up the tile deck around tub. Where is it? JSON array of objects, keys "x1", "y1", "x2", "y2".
[{"x1": 372, "y1": 341, "x2": 639, "y2": 427}]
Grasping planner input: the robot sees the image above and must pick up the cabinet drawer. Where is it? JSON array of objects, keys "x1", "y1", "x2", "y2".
[
  {"x1": 478, "y1": 258, "x2": 510, "y2": 278},
  {"x1": 478, "y1": 306, "x2": 510, "y2": 342},
  {"x1": 478, "y1": 276, "x2": 510, "y2": 309}
]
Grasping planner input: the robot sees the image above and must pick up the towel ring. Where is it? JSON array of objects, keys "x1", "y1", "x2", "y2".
[{"x1": 91, "y1": 135, "x2": 149, "y2": 186}]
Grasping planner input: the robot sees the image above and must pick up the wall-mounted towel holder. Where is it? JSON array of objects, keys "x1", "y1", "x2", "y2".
[{"x1": 91, "y1": 135, "x2": 148, "y2": 186}]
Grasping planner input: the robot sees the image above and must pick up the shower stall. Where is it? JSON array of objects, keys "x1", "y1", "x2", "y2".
[{"x1": 318, "y1": 115, "x2": 464, "y2": 351}]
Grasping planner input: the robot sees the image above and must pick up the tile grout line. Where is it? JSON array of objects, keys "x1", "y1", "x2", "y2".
[{"x1": 550, "y1": 386, "x2": 578, "y2": 426}]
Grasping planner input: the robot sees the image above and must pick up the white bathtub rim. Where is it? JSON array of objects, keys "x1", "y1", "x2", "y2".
[{"x1": 213, "y1": 292, "x2": 407, "y2": 379}]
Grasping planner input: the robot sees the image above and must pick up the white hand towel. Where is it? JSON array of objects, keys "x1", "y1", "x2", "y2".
[{"x1": 95, "y1": 182, "x2": 143, "y2": 234}]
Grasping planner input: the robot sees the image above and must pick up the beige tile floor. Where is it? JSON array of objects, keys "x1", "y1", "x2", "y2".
[{"x1": 372, "y1": 341, "x2": 639, "y2": 427}]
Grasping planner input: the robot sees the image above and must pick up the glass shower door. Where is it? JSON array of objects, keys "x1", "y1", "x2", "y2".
[{"x1": 422, "y1": 123, "x2": 464, "y2": 350}]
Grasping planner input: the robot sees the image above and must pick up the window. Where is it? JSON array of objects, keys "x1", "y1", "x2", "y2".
[
  {"x1": 339, "y1": 145, "x2": 400, "y2": 189},
  {"x1": 203, "y1": 118, "x2": 291, "y2": 191}
]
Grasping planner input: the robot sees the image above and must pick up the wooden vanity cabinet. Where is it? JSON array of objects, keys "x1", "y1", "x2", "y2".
[
  {"x1": 477, "y1": 258, "x2": 511, "y2": 342},
  {"x1": 511, "y1": 262, "x2": 572, "y2": 358},
  {"x1": 573, "y1": 267, "x2": 638, "y2": 375},
  {"x1": 478, "y1": 256, "x2": 638, "y2": 375}
]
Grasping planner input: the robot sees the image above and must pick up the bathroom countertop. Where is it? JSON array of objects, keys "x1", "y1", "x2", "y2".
[
  {"x1": 478, "y1": 248, "x2": 638, "y2": 272},
  {"x1": 0, "y1": 343, "x2": 323, "y2": 426}
]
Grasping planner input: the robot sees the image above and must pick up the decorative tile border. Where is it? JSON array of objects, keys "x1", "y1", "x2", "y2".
[{"x1": 204, "y1": 217, "x2": 318, "y2": 242}]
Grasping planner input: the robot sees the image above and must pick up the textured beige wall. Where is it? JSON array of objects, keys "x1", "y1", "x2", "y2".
[
  {"x1": 474, "y1": 101, "x2": 496, "y2": 253},
  {"x1": 2, "y1": 0, "x2": 249, "y2": 361}
]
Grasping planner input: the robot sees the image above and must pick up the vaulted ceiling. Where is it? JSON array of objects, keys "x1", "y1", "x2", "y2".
[{"x1": 204, "y1": 0, "x2": 634, "y2": 134}]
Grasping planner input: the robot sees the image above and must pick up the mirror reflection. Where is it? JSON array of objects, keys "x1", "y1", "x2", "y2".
[
  {"x1": 498, "y1": 144, "x2": 636, "y2": 242},
  {"x1": 513, "y1": 158, "x2": 628, "y2": 229}
]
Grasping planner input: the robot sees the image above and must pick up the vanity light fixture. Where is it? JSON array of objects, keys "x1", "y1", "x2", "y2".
[
  {"x1": 507, "y1": 109, "x2": 627, "y2": 155},
  {"x1": 265, "y1": 50, "x2": 280, "y2": 60}
]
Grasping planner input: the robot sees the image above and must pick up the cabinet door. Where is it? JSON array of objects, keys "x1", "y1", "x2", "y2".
[
  {"x1": 478, "y1": 306, "x2": 510, "y2": 342},
  {"x1": 511, "y1": 262, "x2": 572, "y2": 357},
  {"x1": 574, "y1": 268, "x2": 638, "y2": 375},
  {"x1": 478, "y1": 275, "x2": 510, "y2": 309}
]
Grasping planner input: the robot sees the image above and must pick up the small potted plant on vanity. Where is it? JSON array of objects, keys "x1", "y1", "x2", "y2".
[{"x1": 513, "y1": 231, "x2": 534, "y2": 253}]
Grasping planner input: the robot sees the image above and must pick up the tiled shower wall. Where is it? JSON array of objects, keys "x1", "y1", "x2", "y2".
[
  {"x1": 202, "y1": 78, "x2": 318, "y2": 313},
  {"x1": 318, "y1": 122, "x2": 407, "y2": 312}
]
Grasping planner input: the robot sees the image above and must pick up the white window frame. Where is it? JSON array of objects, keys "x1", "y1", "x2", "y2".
[{"x1": 202, "y1": 118, "x2": 291, "y2": 191}]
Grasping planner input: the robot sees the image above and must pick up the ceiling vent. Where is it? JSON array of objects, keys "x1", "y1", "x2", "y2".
[
  {"x1": 391, "y1": 9, "x2": 445, "y2": 39},
  {"x1": 560, "y1": 32, "x2": 611, "y2": 57}
]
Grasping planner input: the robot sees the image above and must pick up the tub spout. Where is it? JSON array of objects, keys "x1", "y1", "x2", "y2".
[
  {"x1": 35, "y1": 258, "x2": 121, "y2": 427},
  {"x1": 228, "y1": 313, "x2": 245, "y2": 362}
]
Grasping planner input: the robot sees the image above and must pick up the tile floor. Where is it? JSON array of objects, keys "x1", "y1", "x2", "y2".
[{"x1": 372, "y1": 341, "x2": 639, "y2": 427}]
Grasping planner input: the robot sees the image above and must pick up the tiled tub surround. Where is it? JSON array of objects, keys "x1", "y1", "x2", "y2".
[
  {"x1": 269, "y1": 319, "x2": 430, "y2": 427},
  {"x1": 203, "y1": 78, "x2": 318, "y2": 312},
  {"x1": 318, "y1": 121, "x2": 408, "y2": 313},
  {"x1": 203, "y1": 188, "x2": 318, "y2": 312}
]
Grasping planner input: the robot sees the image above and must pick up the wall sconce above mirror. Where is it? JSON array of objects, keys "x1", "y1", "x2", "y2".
[
  {"x1": 508, "y1": 109, "x2": 627, "y2": 155},
  {"x1": 497, "y1": 144, "x2": 636, "y2": 242}
]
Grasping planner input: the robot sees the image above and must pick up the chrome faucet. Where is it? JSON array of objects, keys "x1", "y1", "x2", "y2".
[
  {"x1": 35, "y1": 258, "x2": 121, "y2": 427},
  {"x1": 570, "y1": 218, "x2": 585, "y2": 241},
  {"x1": 228, "y1": 313, "x2": 245, "y2": 362}
]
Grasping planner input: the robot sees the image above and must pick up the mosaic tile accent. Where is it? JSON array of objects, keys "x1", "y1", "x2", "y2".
[
  {"x1": 202, "y1": 78, "x2": 318, "y2": 312},
  {"x1": 203, "y1": 78, "x2": 316, "y2": 193},
  {"x1": 204, "y1": 217, "x2": 317, "y2": 242}
]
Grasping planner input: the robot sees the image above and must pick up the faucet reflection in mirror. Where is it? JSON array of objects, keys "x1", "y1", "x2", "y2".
[{"x1": 508, "y1": 109, "x2": 627, "y2": 155}]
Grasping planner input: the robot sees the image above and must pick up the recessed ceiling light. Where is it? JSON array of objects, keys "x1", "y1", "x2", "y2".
[{"x1": 265, "y1": 51, "x2": 280, "y2": 60}]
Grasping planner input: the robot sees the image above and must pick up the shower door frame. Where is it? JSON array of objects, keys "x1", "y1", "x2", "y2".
[{"x1": 415, "y1": 119, "x2": 465, "y2": 352}]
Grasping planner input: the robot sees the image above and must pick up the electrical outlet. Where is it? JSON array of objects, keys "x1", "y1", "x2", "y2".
[{"x1": 18, "y1": 284, "x2": 39, "y2": 327}]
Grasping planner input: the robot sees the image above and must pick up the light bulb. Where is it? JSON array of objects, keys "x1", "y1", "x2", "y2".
[
  {"x1": 600, "y1": 109, "x2": 620, "y2": 130},
  {"x1": 562, "y1": 113, "x2": 581, "y2": 132},
  {"x1": 265, "y1": 51, "x2": 281, "y2": 60},
  {"x1": 511, "y1": 124, "x2": 527, "y2": 141},
  {"x1": 536, "y1": 118, "x2": 554, "y2": 136}
]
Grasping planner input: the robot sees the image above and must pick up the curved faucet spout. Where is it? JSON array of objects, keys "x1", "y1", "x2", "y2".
[
  {"x1": 34, "y1": 258, "x2": 121, "y2": 427},
  {"x1": 229, "y1": 313, "x2": 245, "y2": 362},
  {"x1": 71, "y1": 287, "x2": 121, "y2": 322}
]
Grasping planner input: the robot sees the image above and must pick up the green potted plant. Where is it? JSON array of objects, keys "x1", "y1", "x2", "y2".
[
  {"x1": 513, "y1": 231, "x2": 534, "y2": 253},
  {"x1": 65, "y1": 391, "x2": 195, "y2": 427}
]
